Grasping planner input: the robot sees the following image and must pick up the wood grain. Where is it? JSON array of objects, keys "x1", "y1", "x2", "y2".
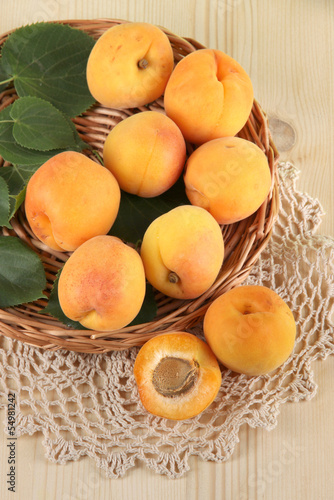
[{"x1": 1, "y1": 1, "x2": 333, "y2": 499}]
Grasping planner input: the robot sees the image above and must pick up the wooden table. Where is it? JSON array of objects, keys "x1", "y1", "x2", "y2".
[{"x1": 1, "y1": 1, "x2": 333, "y2": 499}]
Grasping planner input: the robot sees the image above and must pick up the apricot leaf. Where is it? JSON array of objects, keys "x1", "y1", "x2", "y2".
[
  {"x1": 0, "y1": 164, "x2": 39, "y2": 220},
  {"x1": 128, "y1": 283, "x2": 158, "y2": 326},
  {"x1": 0, "y1": 177, "x2": 11, "y2": 228},
  {"x1": 0, "y1": 236, "x2": 47, "y2": 307},
  {"x1": 1, "y1": 22, "x2": 96, "y2": 117},
  {"x1": 10, "y1": 96, "x2": 80, "y2": 151},
  {"x1": 110, "y1": 177, "x2": 190, "y2": 244},
  {"x1": 0, "y1": 60, "x2": 12, "y2": 92},
  {"x1": 0, "y1": 105, "x2": 66, "y2": 165},
  {"x1": 0, "y1": 104, "x2": 86, "y2": 165}
]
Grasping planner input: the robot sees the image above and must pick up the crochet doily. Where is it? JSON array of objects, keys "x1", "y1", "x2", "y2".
[{"x1": 0, "y1": 162, "x2": 333, "y2": 478}]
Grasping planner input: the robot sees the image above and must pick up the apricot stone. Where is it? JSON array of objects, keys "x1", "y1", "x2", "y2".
[
  {"x1": 133, "y1": 332, "x2": 222, "y2": 420},
  {"x1": 184, "y1": 136, "x2": 272, "y2": 225},
  {"x1": 58, "y1": 235, "x2": 146, "y2": 331},
  {"x1": 203, "y1": 285, "x2": 297, "y2": 376},
  {"x1": 86, "y1": 22, "x2": 174, "y2": 109},
  {"x1": 140, "y1": 205, "x2": 224, "y2": 299},
  {"x1": 103, "y1": 111, "x2": 186, "y2": 197},
  {"x1": 25, "y1": 151, "x2": 120, "y2": 252},
  {"x1": 164, "y1": 48, "x2": 254, "y2": 144}
]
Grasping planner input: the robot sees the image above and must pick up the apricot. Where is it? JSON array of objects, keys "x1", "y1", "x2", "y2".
[
  {"x1": 86, "y1": 22, "x2": 174, "y2": 109},
  {"x1": 58, "y1": 235, "x2": 146, "y2": 331},
  {"x1": 184, "y1": 136, "x2": 272, "y2": 225},
  {"x1": 164, "y1": 48, "x2": 254, "y2": 144},
  {"x1": 133, "y1": 332, "x2": 222, "y2": 420},
  {"x1": 203, "y1": 285, "x2": 297, "y2": 376},
  {"x1": 25, "y1": 151, "x2": 121, "y2": 252},
  {"x1": 103, "y1": 111, "x2": 186, "y2": 197},
  {"x1": 140, "y1": 205, "x2": 224, "y2": 299}
]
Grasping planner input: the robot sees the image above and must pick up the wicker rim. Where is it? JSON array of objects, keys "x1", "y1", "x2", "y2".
[{"x1": 0, "y1": 19, "x2": 280, "y2": 353}]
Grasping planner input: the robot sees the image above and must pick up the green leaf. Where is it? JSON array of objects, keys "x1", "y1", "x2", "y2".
[
  {"x1": 0, "y1": 104, "x2": 86, "y2": 165},
  {"x1": 128, "y1": 283, "x2": 158, "y2": 326},
  {"x1": 0, "y1": 176, "x2": 11, "y2": 228},
  {"x1": 0, "y1": 236, "x2": 47, "y2": 307},
  {"x1": 1, "y1": 22, "x2": 96, "y2": 117},
  {"x1": 110, "y1": 176, "x2": 190, "y2": 244},
  {"x1": 0, "y1": 164, "x2": 39, "y2": 219},
  {"x1": 41, "y1": 271, "x2": 158, "y2": 330},
  {"x1": 0, "y1": 59, "x2": 13, "y2": 92},
  {"x1": 10, "y1": 96, "x2": 80, "y2": 151},
  {"x1": 0, "y1": 105, "x2": 67, "y2": 165}
]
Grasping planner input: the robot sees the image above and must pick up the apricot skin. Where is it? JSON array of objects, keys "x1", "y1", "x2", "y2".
[
  {"x1": 25, "y1": 151, "x2": 121, "y2": 252},
  {"x1": 184, "y1": 137, "x2": 272, "y2": 225},
  {"x1": 164, "y1": 49, "x2": 254, "y2": 144},
  {"x1": 203, "y1": 286, "x2": 297, "y2": 376},
  {"x1": 86, "y1": 22, "x2": 174, "y2": 109},
  {"x1": 58, "y1": 235, "x2": 146, "y2": 331},
  {"x1": 140, "y1": 205, "x2": 224, "y2": 299},
  {"x1": 103, "y1": 111, "x2": 186, "y2": 197},
  {"x1": 133, "y1": 332, "x2": 222, "y2": 420}
]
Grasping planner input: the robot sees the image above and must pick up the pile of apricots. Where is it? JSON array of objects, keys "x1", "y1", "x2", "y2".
[{"x1": 24, "y1": 22, "x2": 296, "y2": 420}]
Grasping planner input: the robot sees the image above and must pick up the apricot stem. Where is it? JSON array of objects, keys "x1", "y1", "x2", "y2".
[
  {"x1": 168, "y1": 271, "x2": 179, "y2": 284},
  {"x1": 152, "y1": 357, "x2": 199, "y2": 398},
  {"x1": 138, "y1": 58, "x2": 148, "y2": 69}
]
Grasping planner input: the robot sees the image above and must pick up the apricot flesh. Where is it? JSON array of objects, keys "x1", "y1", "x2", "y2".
[
  {"x1": 58, "y1": 235, "x2": 146, "y2": 331},
  {"x1": 133, "y1": 332, "x2": 222, "y2": 420},
  {"x1": 203, "y1": 285, "x2": 297, "y2": 376},
  {"x1": 140, "y1": 205, "x2": 224, "y2": 299},
  {"x1": 164, "y1": 48, "x2": 254, "y2": 144},
  {"x1": 103, "y1": 111, "x2": 186, "y2": 197},
  {"x1": 184, "y1": 136, "x2": 272, "y2": 225},
  {"x1": 86, "y1": 22, "x2": 174, "y2": 109},
  {"x1": 25, "y1": 151, "x2": 121, "y2": 252}
]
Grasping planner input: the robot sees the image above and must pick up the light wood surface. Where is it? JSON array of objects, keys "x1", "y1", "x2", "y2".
[{"x1": 1, "y1": 1, "x2": 333, "y2": 499}]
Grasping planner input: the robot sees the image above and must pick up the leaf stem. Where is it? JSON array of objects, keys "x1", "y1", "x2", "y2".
[
  {"x1": 91, "y1": 149, "x2": 104, "y2": 165},
  {"x1": 0, "y1": 76, "x2": 14, "y2": 86}
]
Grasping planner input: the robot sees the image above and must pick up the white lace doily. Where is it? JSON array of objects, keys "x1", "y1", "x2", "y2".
[{"x1": 1, "y1": 162, "x2": 333, "y2": 478}]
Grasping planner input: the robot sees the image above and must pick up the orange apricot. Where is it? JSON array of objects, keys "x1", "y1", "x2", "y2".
[
  {"x1": 203, "y1": 285, "x2": 297, "y2": 376},
  {"x1": 133, "y1": 332, "x2": 222, "y2": 420},
  {"x1": 103, "y1": 111, "x2": 186, "y2": 197},
  {"x1": 25, "y1": 151, "x2": 120, "y2": 252},
  {"x1": 164, "y1": 48, "x2": 254, "y2": 144},
  {"x1": 58, "y1": 235, "x2": 146, "y2": 331},
  {"x1": 140, "y1": 205, "x2": 224, "y2": 299},
  {"x1": 86, "y1": 22, "x2": 174, "y2": 109},
  {"x1": 184, "y1": 136, "x2": 272, "y2": 224}
]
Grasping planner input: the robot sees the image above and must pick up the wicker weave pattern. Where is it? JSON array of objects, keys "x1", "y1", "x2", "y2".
[{"x1": 0, "y1": 20, "x2": 279, "y2": 353}]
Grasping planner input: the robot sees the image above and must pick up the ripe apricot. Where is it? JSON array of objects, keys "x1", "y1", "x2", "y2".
[
  {"x1": 203, "y1": 285, "x2": 297, "y2": 376},
  {"x1": 133, "y1": 332, "x2": 222, "y2": 420},
  {"x1": 86, "y1": 22, "x2": 174, "y2": 109},
  {"x1": 164, "y1": 48, "x2": 254, "y2": 144},
  {"x1": 58, "y1": 235, "x2": 146, "y2": 331},
  {"x1": 140, "y1": 205, "x2": 224, "y2": 299},
  {"x1": 25, "y1": 151, "x2": 120, "y2": 252},
  {"x1": 184, "y1": 136, "x2": 272, "y2": 225},
  {"x1": 103, "y1": 111, "x2": 186, "y2": 197}
]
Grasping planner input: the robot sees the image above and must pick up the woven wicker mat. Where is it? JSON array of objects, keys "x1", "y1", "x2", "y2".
[{"x1": 0, "y1": 161, "x2": 333, "y2": 479}]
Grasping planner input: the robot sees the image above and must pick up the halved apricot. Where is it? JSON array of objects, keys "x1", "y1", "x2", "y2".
[{"x1": 133, "y1": 332, "x2": 222, "y2": 420}]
